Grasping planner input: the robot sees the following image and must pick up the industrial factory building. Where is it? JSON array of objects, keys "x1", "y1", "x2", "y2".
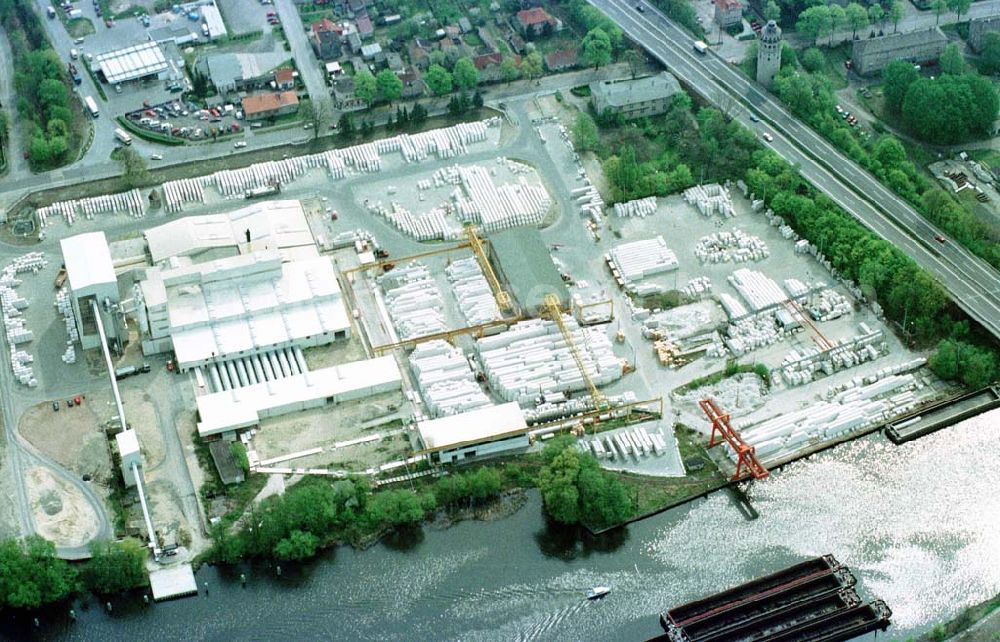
[
  {"x1": 59, "y1": 232, "x2": 124, "y2": 351},
  {"x1": 417, "y1": 402, "x2": 529, "y2": 464}
]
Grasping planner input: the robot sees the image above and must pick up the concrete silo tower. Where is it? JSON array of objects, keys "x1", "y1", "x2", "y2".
[{"x1": 757, "y1": 20, "x2": 782, "y2": 89}]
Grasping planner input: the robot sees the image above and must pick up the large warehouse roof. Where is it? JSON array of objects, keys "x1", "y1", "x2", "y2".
[
  {"x1": 95, "y1": 41, "x2": 168, "y2": 84},
  {"x1": 417, "y1": 402, "x2": 527, "y2": 452},
  {"x1": 202, "y1": 5, "x2": 227, "y2": 39},
  {"x1": 144, "y1": 200, "x2": 315, "y2": 263},
  {"x1": 488, "y1": 227, "x2": 567, "y2": 313},
  {"x1": 197, "y1": 357, "x2": 402, "y2": 436},
  {"x1": 60, "y1": 231, "x2": 116, "y2": 292},
  {"x1": 140, "y1": 252, "x2": 351, "y2": 367}
]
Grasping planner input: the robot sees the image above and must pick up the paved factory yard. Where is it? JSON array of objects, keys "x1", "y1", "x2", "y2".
[{"x1": 249, "y1": 390, "x2": 413, "y2": 473}]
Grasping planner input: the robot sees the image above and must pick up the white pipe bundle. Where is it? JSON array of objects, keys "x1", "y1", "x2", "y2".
[
  {"x1": 475, "y1": 317, "x2": 622, "y2": 406},
  {"x1": 409, "y1": 340, "x2": 492, "y2": 417},
  {"x1": 36, "y1": 189, "x2": 146, "y2": 226},
  {"x1": 609, "y1": 236, "x2": 679, "y2": 289},
  {"x1": 378, "y1": 262, "x2": 447, "y2": 339},
  {"x1": 613, "y1": 196, "x2": 657, "y2": 218},
  {"x1": 453, "y1": 165, "x2": 551, "y2": 233},
  {"x1": 694, "y1": 229, "x2": 768, "y2": 264},
  {"x1": 728, "y1": 268, "x2": 787, "y2": 312},
  {"x1": 161, "y1": 178, "x2": 205, "y2": 213},
  {"x1": 445, "y1": 257, "x2": 502, "y2": 326},
  {"x1": 683, "y1": 183, "x2": 735, "y2": 218}
]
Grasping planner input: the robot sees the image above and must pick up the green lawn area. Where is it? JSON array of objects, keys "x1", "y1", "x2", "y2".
[
  {"x1": 818, "y1": 43, "x2": 851, "y2": 90},
  {"x1": 968, "y1": 149, "x2": 1000, "y2": 170},
  {"x1": 67, "y1": 17, "x2": 95, "y2": 38}
]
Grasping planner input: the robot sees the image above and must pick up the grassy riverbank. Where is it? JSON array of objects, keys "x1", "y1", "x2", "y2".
[{"x1": 914, "y1": 592, "x2": 1000, "y2": 641}]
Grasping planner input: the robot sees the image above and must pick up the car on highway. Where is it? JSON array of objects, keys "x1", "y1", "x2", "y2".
[
  {"x1": 934, "y1": 234, "x2": 946, "y2": 243},
  {"x1": 635, "y1": 3, "x2": 644, "y2": 11},
  {"x1": 234, "y1": 141, "x2": 247, "y2": 148},
  {"x1": 150, "y1": 154, "x2": 163, "y2": 160},
  {"x1": 762, "y1": 132, "x2": 773, "y2": 142},
  {"x1": 749, "y1": 114, "x2": 759, "y2": 122}
]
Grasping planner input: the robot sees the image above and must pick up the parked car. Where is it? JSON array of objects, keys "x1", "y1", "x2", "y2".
[
  {"x1": 105, "y1": 18, "x2": 113, "y2": 28},
  {"x1": 150, "y1": 153, "x2": 163, "y2": 160},
  {"x1": 234, "y1": 141, "x2": 247, "y2": 148}
]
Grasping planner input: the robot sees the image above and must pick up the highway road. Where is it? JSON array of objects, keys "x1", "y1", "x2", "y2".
[{"x1": 591, "y1": 0, "x2": 1000, "y2": 339}]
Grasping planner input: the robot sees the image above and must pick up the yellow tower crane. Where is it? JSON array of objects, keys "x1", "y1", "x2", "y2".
[
  {"x1": 464, "y1": 226, "x2": 513, "y2": 313},
  {"x1": 543, "y1": 293, "x2": 607, "y2": 412}
]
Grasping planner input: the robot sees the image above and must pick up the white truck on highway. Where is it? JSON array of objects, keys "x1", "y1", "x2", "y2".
[
  {"x1": 114, "y1": 128, "x2": 133, "y2": 145},
  {"x1": 693, "y1": 40, "x2": 708, "y2": 54}
]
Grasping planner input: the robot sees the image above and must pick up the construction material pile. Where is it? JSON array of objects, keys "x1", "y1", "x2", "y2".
[
  {"x1": 55, "y1": 288, "x2": 78, "y2": 365},
  {"x1": 731, "y1": 373, "x2": 919, "y2": 462},
  {"x1": 367, "y1": 201, "x2": 456, "y2": 241},
  {"x1": 681, "y1": 276, "x2": 713, "y2": 299},
  {"x1": 523, "y1": 391, "x2": 637, "y2": 424},
  {"x1": 36, "y1": 189, "x2": 146, "y2": 226},
  {"x1": 445, "y1": 257, "x2": 502, "y2": 326},
  {"x1": 452, "y1": 164, "x2": 551, "y2": 233},
  {"x1": 613, "y1": 196, "x2": 657, "y2": 218},
  {"x1": 824, "y1": 358, "x2": 926, "y2": 400},
  {"x1": 409, "y1": 340, "x2": 492, "y2": 417},
  {"x1": 683, "y1": 183, "x2": 735, "y2": 218},
  {"x1": 806, "y1": 289, "x2": 852, "y2": 322},
  {"x1": 694, "y1": 229, "x2": 768, "y2": 264},
  {"x1": 378, "y1": 263, "x2": 447, "y2": 340},
  {"x1": 573, "y1": 184, "x2": 605, "y2": 224},
  {"x1": 1, "y1": 253, "x2": 46, "y2": 386},
  {"x1": 778, "y1": 324, "x2": 886, "y2": 386},
  {"x1": 608, "y1": 236, "x2": 679, "y2": 293},
  {"x1": 729, "y1": 268, "x2": 787, "y2": 312},
  {"x1": 724, "y1": 313, "x2": 783, "y2": 356},
  {"x1": 585, "y1": 425, "x2": 669, "y2": 460},
  {"x1": 476, "y1": 317, "x2": 622, "y2": 406}
]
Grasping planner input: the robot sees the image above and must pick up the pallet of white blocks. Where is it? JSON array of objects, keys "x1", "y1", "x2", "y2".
[
  {"x1": 805, "y1": 289, "x2": 852, "y2": 322},
  {"x1": 683, "y1": 184, "x2": 735, "y2": 218},
  {"x1": 680, "y1": 276, "x2": 712, "y2": 298},
  {"x1": 609, "y1": 236, "x2": 679, "y2": 288},
  {"x1": 573, "y1": 183, "x2": 605, "y2": 224},
  {"x1": 453, "y1": 165, "x2": 551, "y2": 233},
  {"x1": 368, "y1": 201, "x2": 457, "y2": 241},
  {"x1": 724, "y1": 314, "x2": 783, "y2": 356},
  {"x1": 409, "y1": 340, "x2": 492, "y2": 417},
  {"x1": 694, "y1": 230, "x2": 768, "y2": 264},
  {"x1": 161, "y1": 178, "x2": 205, "y2": 213},
  {"x1": 378, "y1": 263, "x2": 447, "y2": 339},
  {"x1": 445, "y1": 257, "x2": 503, "y2": 326},
  {"x1": 475, "y1": 317, "x2": 622, "y2": 406},
  {"x1": 36, "y1": 190, "x2": 145, "y2": 226},
  {"x1": 613, "y1": 196, "x2": 657, "y2": 218},
  {"x1": 728, "y1": 268, "x2": 787, "y2": 312}
]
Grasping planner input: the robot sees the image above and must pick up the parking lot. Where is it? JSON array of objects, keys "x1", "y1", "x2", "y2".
[{"x1": 124, "y1": 99, "x2": 246, "y2": 143}]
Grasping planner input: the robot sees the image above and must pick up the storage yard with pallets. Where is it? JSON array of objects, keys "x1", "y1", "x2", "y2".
[{"x1": 0, "y1": 96, "x2": 965, "y2": 567}]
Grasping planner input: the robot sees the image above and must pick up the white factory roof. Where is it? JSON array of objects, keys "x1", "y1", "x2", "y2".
[
  {"x1": 60, "y1": 231, "x2": 117, "y2": 291},
  {"x1": 418, "y1": 402, "x2": 527, "y2": 452},
  {"x1": 197, "y1": 357, "x2": 402, "y2": 436},
  {"x1": 96, "y1": 41, "x2": 168, "y2": 84},
  {"x1": 201, "y1": 5, "x2": 227, "y2": 39},
  {"x1": 145, "y1": 200, "x2": 315, "y2": 263},
  {"x1": 115, "y1": 429, "x2": 140, "y2": 457},
  {"x1": 143, "y1": 252, "x2": 350, "y2": 367}
]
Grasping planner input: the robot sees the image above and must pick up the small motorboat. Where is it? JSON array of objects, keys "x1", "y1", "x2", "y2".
[{"x1": 586, "y1": 586, "x2": 611, "y2": 600}]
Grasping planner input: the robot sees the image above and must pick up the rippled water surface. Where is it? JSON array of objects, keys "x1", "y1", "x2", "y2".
[{"x1": 5, "y1": 411, "x2": 998, "y2": 642}]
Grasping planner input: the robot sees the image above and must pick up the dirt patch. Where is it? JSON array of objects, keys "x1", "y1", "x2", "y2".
[
  {"x1": 26, "y1": 466, "x2": 99, "y2": 548},
  {"x1": 20, "y1": 401, "x2": 111, "y2": 481},
  {"x1": 302, "y1": 338, "x2": 368, "y2": 370}
]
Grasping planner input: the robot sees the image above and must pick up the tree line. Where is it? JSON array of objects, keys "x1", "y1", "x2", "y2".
[
  {"x1": 0, "y1": 536, "x2": 149, "y2": 611},
  {"x1": 0, "y1": 0, "x2": 85, "y2": 170},
  {"x1": 537, "y1": 438, "x2": 634, "y2": 530}
]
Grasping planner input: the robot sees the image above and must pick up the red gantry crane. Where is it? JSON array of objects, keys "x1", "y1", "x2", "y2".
[{"x1": 699, "y1": 398, "x2": 769, "y2": 481}]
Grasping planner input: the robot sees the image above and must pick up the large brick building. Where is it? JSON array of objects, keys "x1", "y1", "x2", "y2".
[{"x1": 851, "y1": 28, "x2": 948, "y2": 76}]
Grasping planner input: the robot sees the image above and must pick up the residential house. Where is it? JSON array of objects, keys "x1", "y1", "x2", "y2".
[
  {"x1": 515, "y1": 7, "x2": 561, "y2": 38},
  {"x1": 385, "y1": 51, "x2": 405, "y2": 73},
  {"x1": 356, "y1": 15, "x2": 374, "y2": 38},
  {"x1": 361, "y1": 43, "x2": 382, "y2": 60},
  {"x1": 445, "y1": 24, "x2": 461, "y2": 39},
  {"x1": 590, "y1": 71, "x2": 681, "y2": 119},
  {"x1": 331, "y1": 77, "x2": 367, "y2": 111},
  {"x1": 409, "y1": 38, "x2": 432, "y2": 69},
  {"x1": 346, "y1": 0, "x2": 367, "y2": 16},
  {"x1": 851, "y1": 27, "x2": 948, "y2": 75},
  {"x1": 346, "y1": 32, "x2": 363, "y2": 55},
  {"x1": 310, "y1": 19, "x2": 343, "y2": 61},
  {"x1": 458, "y1": 17, "x2": 473, "y2": 33},
  {"x1": 713, "y1": 0, "x2": 743, "y2": 28},
  {"x1": 273, "y1": 68, "x2": 295, "y2": 90},
  {"x1": 241, "y1": 90, "x2": 299, "y2": 121},
  {"x1": 474, "y1": 52, "x2": 504, "y2": 82},
  {"x1": 398, "y1": 66, "x2": 426, "y2": 99},
  {"x1": 325, "y1": 61, "x2": 344, "y2": 78},
  {"x1": 545, "y1": 48, "x2": 577, "y2": 72}
]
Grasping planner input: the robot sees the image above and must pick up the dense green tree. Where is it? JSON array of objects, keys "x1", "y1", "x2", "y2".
[
  {"x1": 500, "y1": 56, "x2": 521, "y2": 83},
  {"x1": 581, "y1": 28, "x2": 613, "y2": 69},
  {"x1": 827, "y1": 5, "x2": 846, "y2": 44},
  {"x1": 410, "y1": 102, "x2": 428, "y2": 124},
  {"x1": 366, "y1": 489, "x2": 434, "y2": 528},
  {"x1": 274, "y1": 530, "x2": 319, "y2": 561},
  {"x1": 902, "y1": 74, "x2": 999, "y2": 143},
  {"x1": 453, "y1": 57, "x2": 480, "y2": 91},
  {"x1": 622, "y1": 49, "x2": 643, "y2": 79},
  {"x1": 573, "y1": 111, "x2": 599, "y2": 152},
  {"x1": 947, "y1": 0, "x2": 971, "y2": 21},
  {"x1": 889, "y1": 1, "x2": 905, "y2": 32},
  {"x1": 353, "y1": 69, "x2": 377, "y2": 105},
  {"x1": 801, "y1": 48, "x2": 825, "y2": 73},
  {"x1": 538, "y1": 444, "x2": 634, "y2": 528},
  {"x1": 83, "y1": 538, "x2": 148, "y2": 594},
  {"x1": 868, "y1": 4, "x2": 884, "y2": 32},
  {"x1": 425, "y1": 64, "x2": 453, "y2": 95},
  {"x1": 521, "y1": 52, "x2": 544, "y2": 79},
  {"x1": 980, "y1": 32, "x2": 1000, "y2": 75},
  {"x1": 796, "y1": 5, "x2": 830, "y2": 44},
  {"x1": 932, "y1": 0, "x2": 947, "y2": 25},
  {"x1": 882, "y1": 60, "x2": 919, "y2": 113},
  {"x1": 376, "y1": 69, "x2": 403, "y2": 104},
  {"x1": 0, "y1": 537, "x2": 76, "y2": 609},
  {"x1": 939, "y1": 42, "x2": 965, "y2": 75},
  {"x1": 764, "y1": 0, "x2": 781, "y2": 22},
  {"x1": 844, "y1": 2, "x2": 868, "y2": 39},
  {"x1": 538, "y1": 448, "x2": 582, "y2": 524},
  {"x1": 116, "y1": 145, "x2": 149, "y2": 188},
  {"x1": 338, "y1": 112, "x2": 354, "y2": 139},
  {"x1": 930, "y1": 339, "x2": 998, "y2": 388}
]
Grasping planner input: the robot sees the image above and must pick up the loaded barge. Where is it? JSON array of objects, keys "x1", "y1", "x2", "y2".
[{"x1": 652, "y1": 555, "x2": 891, "y2": 642}]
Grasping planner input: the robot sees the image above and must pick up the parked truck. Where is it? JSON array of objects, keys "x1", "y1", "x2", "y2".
[
  {"x1": 67, "y1": 62, "x2": 82, "y2": 85},
  {"x1": 114, "y1": 363, "x2": 151, "y2": 380},
  {"x1": 693, "y1": 40, "x2": 708, "y2": 54},
  {"x1": 84, "y1": 95, "x2": 99, "y2": 118},
  {"x1": 47, "y1": 6, "x2": 56, "y2": 18}
]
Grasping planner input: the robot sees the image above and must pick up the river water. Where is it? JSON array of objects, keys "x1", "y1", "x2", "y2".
[{"x1": 4, "y1": 410, "x2": 999, "y2": 642}]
